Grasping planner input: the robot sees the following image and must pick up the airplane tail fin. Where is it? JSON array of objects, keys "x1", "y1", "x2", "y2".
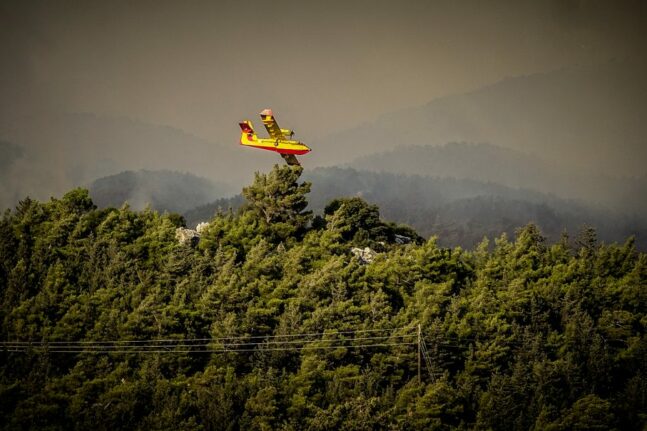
[{"x1": 239, "y1": 121, "x2": 258, "y2": 145}]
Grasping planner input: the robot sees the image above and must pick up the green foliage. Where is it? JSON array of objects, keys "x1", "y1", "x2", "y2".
[
  {"x1": 0, "y1": 167, "x2": 645, "y2": 430},
  {"x1": 242, "y1": 165, "x2": 312, "y2": 243}
]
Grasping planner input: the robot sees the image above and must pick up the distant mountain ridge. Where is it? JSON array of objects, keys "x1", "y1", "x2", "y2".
[
  {"x1": 89, "y1": 170, "x2": 232, "y2": 214},
  {"x1": 0, "y1": 112, "x2": 272, "y2": 209},
  {"x1": 305, "y1": 167, "x2": 643, "y2": 248},
  {"x1": 4, "y1": 61, "x2": 645, "y2": 214},
  {"x1": 350, "y1": 142, "x2": 647, "y2": 215},
  {"x1": 312, "y1": 60, "x2": 647, "y2": 178},
  {"x1": 182, "y1": 167, "x2": 645, "y2": 249}
]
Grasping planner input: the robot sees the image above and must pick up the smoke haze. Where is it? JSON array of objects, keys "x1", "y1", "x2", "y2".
[
  {"x1": 1, "y1": 0, "x2": 646, "y2": 235},
  {"x1": 2, "y1": 0, "x2": 645, "y2": 137}
]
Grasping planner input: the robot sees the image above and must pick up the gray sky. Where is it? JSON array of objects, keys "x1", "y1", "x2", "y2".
[{"x1": 2, "y1": 0, "x2": 646, "y2": 142}]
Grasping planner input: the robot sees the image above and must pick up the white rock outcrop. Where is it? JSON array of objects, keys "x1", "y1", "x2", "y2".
[
  {"x1": 351, "y1": 247, "x2": 378, "y2": 264},
  {"x1": 175, "y1": 227, "x2": 200, "y2": 246},
  {"x1": 195, "y1": 222, "x2": 209, "y2": 234}
]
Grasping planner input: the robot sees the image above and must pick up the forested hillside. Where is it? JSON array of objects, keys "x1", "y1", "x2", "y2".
[
  {"x1": 184, "y1": 167, "x2": 646, "y2": 249},
  {"x1": 1, "y1": 166, "x2": 645, "y2": 430}
]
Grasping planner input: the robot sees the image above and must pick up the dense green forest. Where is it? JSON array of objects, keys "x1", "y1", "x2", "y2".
[{"x1": 1, "y1": 165, "x2": 646, "y2": 430}]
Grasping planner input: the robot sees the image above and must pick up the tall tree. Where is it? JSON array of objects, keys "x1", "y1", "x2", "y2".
[{"x1": 242, "y1": 165, "x2": 312, "y2": 241}]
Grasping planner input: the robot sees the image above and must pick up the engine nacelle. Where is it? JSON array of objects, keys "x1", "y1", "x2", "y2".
[{"x1": 280, "y1": 128, "x2": 294, "y2": 138}]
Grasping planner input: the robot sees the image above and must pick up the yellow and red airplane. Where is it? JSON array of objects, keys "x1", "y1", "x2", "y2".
[{"x1": 239, "y1": 109, "x2": 311, "y2": 166}]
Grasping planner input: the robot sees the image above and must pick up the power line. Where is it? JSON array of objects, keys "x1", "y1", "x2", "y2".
[
  {"x1": 1, "y1": 338, "x2": 530, "y2": 352},
  {"x1": 2, "y1": 327, "x2": 411, "y2": 346},
  {"x1": 4, "y1": 341, "x2": 417, "y2": 354},
  {"x1": 1, "y1": 328, "x2": 419, "y2": 355},
  {"x1": 2, "y1": 338, "x2": 529, "y2": 351},
  {"x1": 1, "y1": 336, "x2": 416, "y2": 347},
  {"x1": 2, "y1": 326, "x2": 537, "y2": 356},
  {"x1": 1, "y1": 334, "x2": 416, "y2": 350}
]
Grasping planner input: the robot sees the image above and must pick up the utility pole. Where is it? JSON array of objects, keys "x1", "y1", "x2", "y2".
[{"x1": 417, "y1": 323, "x2": 421, "y2": 385}]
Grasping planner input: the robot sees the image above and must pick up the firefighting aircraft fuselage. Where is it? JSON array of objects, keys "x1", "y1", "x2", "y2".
[{"x1": 239, "y1": 109, "x2": 311, "y2": 166}]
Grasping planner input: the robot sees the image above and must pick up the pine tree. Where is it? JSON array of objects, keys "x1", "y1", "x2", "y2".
[{"x1": 242, "y1": 165, "x2": 312, "y2": 242}]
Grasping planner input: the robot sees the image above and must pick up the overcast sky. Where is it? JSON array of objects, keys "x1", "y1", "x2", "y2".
[{"x1": 2, "y1": 0, "x2": 646, "y2": 142}]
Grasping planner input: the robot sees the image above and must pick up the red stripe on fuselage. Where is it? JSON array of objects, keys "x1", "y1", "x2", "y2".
[{"x1": 239, "y1": 142, "x2": 310, "y2": 155}]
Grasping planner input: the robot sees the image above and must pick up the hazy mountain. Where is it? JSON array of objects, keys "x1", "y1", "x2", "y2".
[
  {"x1": 311, "y1": 60, "x2": 647, "y2": 178},
  {"x1": 350, "y1": 142, "x2": 647, "y2": 215},
  {"x1": 305, "y1": 168, "x2": 643, "y2": 248},
  {"x1": 183, "y1": 167, "x2": 645, "y2": 249},
  {"x1": 184, "y1": 194, "x2": 246, "y2": 227},
  {"x1": 89, "y1": 170, "x2": 232, "y2": 214},
  {"x1": 0, "y1": 140, "x2": 23, "y2": 170},
  {"x1": 0, "y1": 112, "x2": 272, "y2": 210},
  {"x1": 4, "y1": 60, "x2": 645, "y2": 215},
  {"x1": 0, "y1": 141, "x2": 25, "y2": 206}
]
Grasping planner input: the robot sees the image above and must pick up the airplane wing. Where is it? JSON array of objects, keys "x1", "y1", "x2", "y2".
[
  {"x1": 280, "y1": 153, "x2": 300, "y2": 166},
  {"x1": 260, "y1": 108, "x2": 285, "y2": 140}
]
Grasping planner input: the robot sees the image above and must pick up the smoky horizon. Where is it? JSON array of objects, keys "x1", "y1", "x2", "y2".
[
  {"x1": 2, "y1": 0, "x2": 646, "y2": 138},
  {"x1": 1, "y1": 0, "x2": 646, "y2": 245}
]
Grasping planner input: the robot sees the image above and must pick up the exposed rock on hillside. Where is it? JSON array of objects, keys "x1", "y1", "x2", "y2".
[
  {"x1": 351, "y1": 246, "x2": 378, "y2": 264},
  {"x1": 175, "y1": 227, "x2": 200, "y2": 246}
]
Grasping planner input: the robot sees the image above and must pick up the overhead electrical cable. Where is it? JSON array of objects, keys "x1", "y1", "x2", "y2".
[
  {"x1": 1, "y1": 327, "x2": 419, "y2": 354},
  {"x1": 2, "y1": 334, "x2": 414, "y2": 347},
  {"x1": 1, "y1": 326, "x2": 535, "y2": 355},
  {"x1": 2, "y1": 327, "x2": 409, "y2": 346},
  {"x1": 3, "y1": 342, "x2": 417, "y2": 354}
]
